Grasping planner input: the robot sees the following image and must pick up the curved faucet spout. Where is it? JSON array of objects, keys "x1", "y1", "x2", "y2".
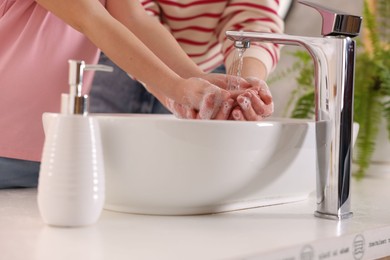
[{"x1": 226, "y1": 30, "x2": 357, "y2": 220}]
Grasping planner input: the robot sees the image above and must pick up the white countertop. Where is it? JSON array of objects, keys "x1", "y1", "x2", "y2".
[{"x1": 1, "y1": 178, "x2": 390, "y2": 260}]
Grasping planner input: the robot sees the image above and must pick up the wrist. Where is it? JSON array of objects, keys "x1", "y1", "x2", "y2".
[{"x1": 241, "y1": 57, "x2": 268, "y2": 80}]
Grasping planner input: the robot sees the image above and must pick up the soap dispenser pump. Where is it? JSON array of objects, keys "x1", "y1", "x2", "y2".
[
  {"x1": 63, "y1": 59, "x2": 114, "y2": 115},
  {"x1": 38, "y1": 60, "x2": 113, "y2": 227}
]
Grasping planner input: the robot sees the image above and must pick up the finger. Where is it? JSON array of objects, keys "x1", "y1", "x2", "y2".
[
  {"x1": 245, "y1": 77, "x2": 273, "y2": 105},
  {"x1": 197, "y1": 93, "x2": 214, "y2": 119},
  {"x1": 247, "y1": 89, "x2": 274, "y2": 118},
  {"x1": 214, "y1": 99, "x2": 234, "y2": 120},
  {"x1": 176, "y1": 104, "x2": 197, "y2": 119},
  {"x1": 228, "y1": 84, "x2": 262, "y2": 99},
  {"x1": 228, "y1": 88, "x2": 248, "y2": 99},
  {"x1": 187, "y1": 108, "x2": 198, "y2": 119},
  {"x1": 201, "y1": 88, "x2": 231, "y2": 119},
  {"x1": 226, "y1": 75, "x2": 251, "y2": 90},
  {"x1": 246, "y1": 89, "x2": 266, "y2": 115},
  {"x1": 262, "y1": 102, "x2": 274, "y2": 117},
  {"x1": 166, "y1": 99, "x2": 185, "y2": 119},
  {"x1": 237, "y1": 92, "x2": 263, "y2": 121},
  {"x1": 258, "y1": 83, "x2": 273, "y2": 105},
  {"x1": 167, "y1": 98, "x2": 198, "y2": 119},
  {"x1": 247, "y1": 88, "x2": 274, "y2": 117},
  {"x1": 231, "y1": 108, "x2": 246, "y2": 121}
]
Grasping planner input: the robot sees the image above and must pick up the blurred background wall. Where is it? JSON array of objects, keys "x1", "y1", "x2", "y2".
[{"x1": 271, "y1": 0, "x2": 363, "y2": 117}]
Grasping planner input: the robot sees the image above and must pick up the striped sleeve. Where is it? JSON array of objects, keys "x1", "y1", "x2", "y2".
[
  {"x1": 218, "y1": 0, "x2": 284, "y2": 75},
  {"x1": 140, "y1": 0, "x2": 161, "y2": 18}
]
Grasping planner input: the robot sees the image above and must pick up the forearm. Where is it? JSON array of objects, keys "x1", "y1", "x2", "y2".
[
  {"x1": 219, "y1": 0, "x2": 284, "y2": 78},
  {"x1": 105, "y1": 0, "x2": 204, "y2": 79},
  {"x1": 241, "y1": 57, "x2": 268, "y2": 80},
  {"x1": 86, "y1": 17, "x2": 185, "y2": 101},
  {"x1": 35, "y1": 0, "x2": 185, "y2": 101}
]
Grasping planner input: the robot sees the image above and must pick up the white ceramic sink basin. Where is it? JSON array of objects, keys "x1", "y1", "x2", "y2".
[{"x1": 43, "y1": 113, "x2": 317, "y2": 215}]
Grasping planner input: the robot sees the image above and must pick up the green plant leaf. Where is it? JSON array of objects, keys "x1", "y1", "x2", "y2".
[
  {"x1": 378, "y1": 51, "x2": 390, "y2": 139},
  {"x1": 269, "y1": 0, "x2": 389, "y2": 179},
  {"x1": 377, "y1": 0, "x2": 390, "y2": 44},
  {"x1": 353, "y1": 52, "x2": 383, "y2": 179},
  {"x1": 363, "y1": 0, "x2": 381, "y2": 54},
  {"x1": 291, "y1": 90, "x2": 315, "y2": 119},
  {"x1": 280, "y1": 51, "x2": 315, "y2": 117}
]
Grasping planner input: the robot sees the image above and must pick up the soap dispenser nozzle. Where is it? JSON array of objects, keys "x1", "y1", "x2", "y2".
[{"x1": 67, "y1": 60, "x2": 113, "y2": 115}]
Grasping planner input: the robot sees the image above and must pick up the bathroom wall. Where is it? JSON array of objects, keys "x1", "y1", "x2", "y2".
[{"x1": 270, "y1": 0, "x2": 364, "y2": 117}]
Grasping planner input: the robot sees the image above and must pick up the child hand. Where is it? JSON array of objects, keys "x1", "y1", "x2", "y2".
[{"x1": 232, "y1": 77, "x2": 274, "y2": 121}]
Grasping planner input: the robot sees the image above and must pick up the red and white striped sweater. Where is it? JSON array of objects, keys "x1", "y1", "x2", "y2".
[{"x1": 140, "y1": 0, "x2": 284, "y2": 74}]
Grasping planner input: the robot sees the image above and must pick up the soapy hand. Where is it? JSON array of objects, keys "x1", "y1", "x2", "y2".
[
  {"x1": 164, "y1": 75, "x2": 273, "y2": 121},
  {"x1": 203, "y1": 74, "x2": 274, "y2": 121},
  {"x1": 230, "y1": 77, "x2": 274, "y2": 121},
  {"x1": 165, "y1": 77, "x2": 234, "y2": 120}
]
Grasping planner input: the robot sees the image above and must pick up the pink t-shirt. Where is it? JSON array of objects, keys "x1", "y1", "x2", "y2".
[{"x1": 0, "y1": 0, "x2": 101, "y2": 161}]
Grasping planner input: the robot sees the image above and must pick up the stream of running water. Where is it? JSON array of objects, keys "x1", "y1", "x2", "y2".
[{"x1": 227, "y1": 47, "x2": 246, "y2": 90}]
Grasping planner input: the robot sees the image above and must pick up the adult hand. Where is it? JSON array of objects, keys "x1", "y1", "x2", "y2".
[
  {"x1": 162, "y1": 75, "x2": 274, "y2": 121},
  {"x1": 164, "y1": 77, "x2": 234, "y2": 120}
]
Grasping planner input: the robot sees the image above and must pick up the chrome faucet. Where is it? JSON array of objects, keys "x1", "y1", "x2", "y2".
[{"x1": 226, "y1": 1, "x2": 362, "y2": 220}]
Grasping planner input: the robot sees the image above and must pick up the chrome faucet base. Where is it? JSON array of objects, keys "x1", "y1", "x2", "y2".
[
  {"x1": 315, "y1": 211, "x2": 353, "y2": 221},
  {"x1": 226, "y1": 1, "x2": 362, "y2": 220}
]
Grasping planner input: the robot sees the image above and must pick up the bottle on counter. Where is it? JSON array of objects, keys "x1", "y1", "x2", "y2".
[{"x1": 38, "y1": 60, "x2": 112, "y2": 227}]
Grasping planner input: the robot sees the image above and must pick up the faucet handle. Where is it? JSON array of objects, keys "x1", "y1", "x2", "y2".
[{"x1": 299, "y1": 0, "x2": 362, "y2": 38}]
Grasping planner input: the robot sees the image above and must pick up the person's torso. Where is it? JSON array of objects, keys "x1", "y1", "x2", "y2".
[
  {"x1": 141, "y1": 0, "x2": 230, "y2": 72},
  {"x1": 0, "y1": 0, "x2": 101, "y2": 161}
]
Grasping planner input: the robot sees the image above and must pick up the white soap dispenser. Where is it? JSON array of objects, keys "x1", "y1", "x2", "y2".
[{"x1": 38, "y1": 60, "x2": 113, "y2": 227}]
